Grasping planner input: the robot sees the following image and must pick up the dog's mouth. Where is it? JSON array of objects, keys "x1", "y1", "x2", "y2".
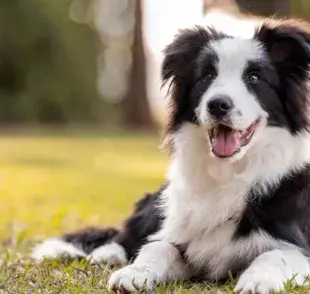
[{"x1": 208, "y1": 119, "x2": 260, "y2": 158}]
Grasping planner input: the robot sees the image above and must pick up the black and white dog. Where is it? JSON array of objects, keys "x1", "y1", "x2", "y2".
[{"x1": 33, "y1": 19, "x2": 310, "y2": 293}]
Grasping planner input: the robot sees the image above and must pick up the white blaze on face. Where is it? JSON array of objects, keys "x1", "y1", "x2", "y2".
[{"x1": 197, "y1": 37, "x2": 267, "y2": 131}]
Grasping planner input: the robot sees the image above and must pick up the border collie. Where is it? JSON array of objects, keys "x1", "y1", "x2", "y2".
[{"x1": 33, "y1": 19, "x2": 310, "y2": 293}]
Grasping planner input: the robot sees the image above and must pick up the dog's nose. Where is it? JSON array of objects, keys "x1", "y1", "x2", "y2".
[{"x1": 207, "y1": 95, "x2": 233, "y2": 118}]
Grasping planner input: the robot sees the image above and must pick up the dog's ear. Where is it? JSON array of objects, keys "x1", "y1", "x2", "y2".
[
  {"x1": 161, "y1": 27, "x2": 215, "y2": 149},
  {"x1": 162, "y1": 26, "x2": 214, "y2": 87},
  {"x1": 255, "y1": 20, "x2": 310, "y2": 74},
  {"x1": 255, "y1": 20, "x2": 310, "y2": 132}
]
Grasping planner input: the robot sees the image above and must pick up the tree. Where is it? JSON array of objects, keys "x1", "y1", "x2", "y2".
[
  {"x1": 122, "y1": 0, "x2": 154, "y2": 129},
  {"x1": 0, "y1": 0, "x2": 107, "y2": 124}
]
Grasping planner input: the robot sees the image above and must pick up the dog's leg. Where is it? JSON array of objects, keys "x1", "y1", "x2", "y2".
[
  {"x1": 235, "y1": 248, "x2": 310, "y2": 294},
  {"x1": 108, "y1": 241, "x2": 191, "y2": 292}
]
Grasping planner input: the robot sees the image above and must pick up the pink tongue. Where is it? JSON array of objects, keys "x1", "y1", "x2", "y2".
[{"x1": 212, "y1": 128, "x2": 240, "y2": 157}]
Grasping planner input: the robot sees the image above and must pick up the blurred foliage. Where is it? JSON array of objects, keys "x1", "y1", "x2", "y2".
[
  {"x1": 291, "y1": 0, "x2": 310, "y2": 20},
  {"x1": 0, "y1": 0, "x2": 118, "y2": 124},
  {"x1": 0, "y1": 130, "x2": 166, "y2": 238},
  {"x1": 1, "y1": 0, "x2": 310, "y2": 125}
]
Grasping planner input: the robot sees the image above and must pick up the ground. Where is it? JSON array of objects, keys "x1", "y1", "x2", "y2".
[{"x1": 0, "y1": 128, "x2": 308, "y2": 293}]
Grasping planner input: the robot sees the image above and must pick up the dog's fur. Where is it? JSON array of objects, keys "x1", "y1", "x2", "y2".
[{"x1": 33, "y1": 19, "x2": 310, "y2": 293}]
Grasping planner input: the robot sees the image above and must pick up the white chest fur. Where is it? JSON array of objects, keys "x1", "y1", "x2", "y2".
[{"x1": 156, "y1": 164, "x2": 252, "y2": 277}]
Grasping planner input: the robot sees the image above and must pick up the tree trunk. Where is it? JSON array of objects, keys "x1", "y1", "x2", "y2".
[
  {"x1": 122, "y1": 0, "x2": 154, "y2": 129},
  {"x1": 203, "y1": 0, "x2": 239, "y2": 14}
]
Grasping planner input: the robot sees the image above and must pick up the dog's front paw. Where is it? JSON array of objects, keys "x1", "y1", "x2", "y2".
[
  {"x1": 234, "y1": 267, "x2": 285, "y2": 294},
  {"x1": 87, "y1": 242, "x2": 127, "y2": 266},
  {"x1": 108, "y1": 264, "x2": 158, "y2": 293}
]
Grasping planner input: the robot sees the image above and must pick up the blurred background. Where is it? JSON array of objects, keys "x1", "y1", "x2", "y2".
[{"x1": 0, "y1": 0, "x2": 310, "y2": 251}]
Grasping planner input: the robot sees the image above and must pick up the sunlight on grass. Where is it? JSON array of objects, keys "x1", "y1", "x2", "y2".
[{"x1": 0, "y1": 130, "x2": 167, "y2": 241}]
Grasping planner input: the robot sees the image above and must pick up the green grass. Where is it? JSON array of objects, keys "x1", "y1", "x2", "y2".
[{"x1": 0, "y1": 129, "x2": 308, "y2": 293}]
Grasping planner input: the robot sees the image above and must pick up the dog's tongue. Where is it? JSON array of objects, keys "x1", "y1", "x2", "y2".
[{"x1": 212, "y1": 126, "x2": 240, "y2": 157}]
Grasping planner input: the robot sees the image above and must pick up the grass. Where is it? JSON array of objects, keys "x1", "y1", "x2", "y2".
[{"x1": 0, "y1": 129, "x2": 308, "y2": 293}]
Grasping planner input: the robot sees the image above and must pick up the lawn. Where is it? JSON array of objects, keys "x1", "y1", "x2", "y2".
[{"x1": 0, "y1": 129, "x2": 308, "y2": 293}]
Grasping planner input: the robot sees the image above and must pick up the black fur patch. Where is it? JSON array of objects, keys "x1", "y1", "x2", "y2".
[
  {"x1": 235, "y1": 165, "x2": 310, "y2": 251},
  {"x1": 113, "y1": 186, "x2": 165, "y2": 260},
  {"x1": 63, "y1": 227, "x2": 119, "y2": 255},
  {"x1": 254, "y1": 20, "x2": 310, "y2": 133}
]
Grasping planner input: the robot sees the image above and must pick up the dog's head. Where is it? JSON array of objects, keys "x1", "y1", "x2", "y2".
[{"x1": 162, "y1": 20, "x2": 310, "y2": 161}]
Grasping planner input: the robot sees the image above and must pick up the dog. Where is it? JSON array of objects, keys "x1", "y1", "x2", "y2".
[{"x1": 33, "y1": 19, "x2": 310, "y2": 293}]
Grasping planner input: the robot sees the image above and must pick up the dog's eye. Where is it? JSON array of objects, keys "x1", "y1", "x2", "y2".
[
  {"x1": 200, "y1": 66, "x2": 216, "y2": 81},
  {"x1": 204, "y1": 70, "x2": 216, "y2": 81},
  {"x1": 248, "y1": 74, "x2": 260, "y2": 84},
  {"x1": 206, "y1": 73, "x2": 214, "y2": 80}
]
